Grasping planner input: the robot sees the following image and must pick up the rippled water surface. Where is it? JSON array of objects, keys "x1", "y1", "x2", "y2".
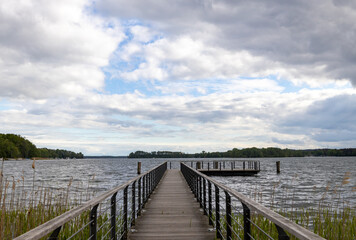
[{"x1": 2, "y1": 157, "x2": 355, "y2": 210}]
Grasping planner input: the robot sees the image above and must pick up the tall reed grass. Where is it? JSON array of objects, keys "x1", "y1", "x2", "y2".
[{"x1": 0, "y1": 158, "x2": 97, "y2": 239}]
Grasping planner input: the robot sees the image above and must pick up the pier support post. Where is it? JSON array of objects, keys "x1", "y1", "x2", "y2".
[
  {"x1": 196, "y1": 161, "x2": 201, "y2": 169},
  {"x1": 137, "y1": 162, "x2": 141, "y2": 174},
  {"x1": 276, "y1": 161, "x2": 281, "y2": 174}
]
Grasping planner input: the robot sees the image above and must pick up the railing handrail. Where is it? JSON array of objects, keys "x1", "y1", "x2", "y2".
[
  {"x1": 183, "y1": 159, "x2": 260, "y2": 163},
  {"x1": 181, "y1": 162, "x2": 325, "y2": 240},
  {"x1": 14, "y1": 162, "x2": 167, "y2": 240}
]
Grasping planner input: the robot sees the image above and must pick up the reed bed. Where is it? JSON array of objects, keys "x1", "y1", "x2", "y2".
[{"x1": 0, "y1": 159, "x2": 98, "y2": 240}]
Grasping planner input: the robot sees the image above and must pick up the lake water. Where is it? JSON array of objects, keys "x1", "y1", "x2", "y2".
[{"x1": 1, "y1": 157, "x2": 355, "y2": 211}]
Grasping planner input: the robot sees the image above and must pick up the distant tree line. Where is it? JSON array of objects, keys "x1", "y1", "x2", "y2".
[
  {"x1": 128, "y1": 147, "x2": 356, "y2": 158},
  {"x1": 0, "y1": 134, "x2": 84, "y2": 159}
]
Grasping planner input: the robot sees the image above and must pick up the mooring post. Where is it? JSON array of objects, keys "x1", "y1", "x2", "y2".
[
  {"x1": 137, "y1": 161, "x2": 141, "y2": 174},
  {"x1": 276, "y1": 161, "x2": 281, "y2": 174}
]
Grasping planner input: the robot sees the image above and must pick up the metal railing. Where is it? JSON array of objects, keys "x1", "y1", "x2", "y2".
[
  {"x1": 181, "y1": 162, "x2": 325, "y2": 240},
  {"x1": 14, "y1": 162, "x2": 167, "y2": 240},
  {"x1": 184, "y1": 160, "x2": 260, "y2": 171}
]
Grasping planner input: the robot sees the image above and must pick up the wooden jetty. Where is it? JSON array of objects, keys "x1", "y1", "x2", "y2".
[
  {"x1": 186, "y1": 160, "x2": 261, "y2": 176},
  {"x1": 14, "y1": 161, "x2": 325, "y2": 240},
  {"x1": 129, "y1": 170, "x2": 214, "y2": 240}
]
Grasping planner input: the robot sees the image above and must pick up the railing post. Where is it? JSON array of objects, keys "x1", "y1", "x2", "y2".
[
  {"x1": 196, "y1": 176, "x2": 199, "y2": 201},
  {"x1": 47, "y1": 226, "x2": 61, "y2": 240},
  {"x1": 90, "y1": 204, "x2": 99, "y2": 240},
  {"x1": 138, "y1": 178, "x2": 142, "y2": 216},
  {"x1": 150, "y1": 171, "x2": 153, "y2": 194},
  {"x1": 208, "y1": 181, "x2": 212, "y2": 225},
  {"x1": 225, "y1": 191, "x2": 232, "y2": 240},
  {"x1": 275, "y1": 224, "x2": 290, "y2": 240},
  {"x1": 147, "y1": 173, "x2": 151, "y2": 196},
  {"x1": 199, "y1": 176, "x2": 203, "y2": 207},
  {"x1": 242, "y1": 203, "x2": 251, "y2": 240},
  {"x1": 215, "y1": 185, "x2": 221, "y2": 239},
  {"x1": 123, "y1": 186, "x2": 128, "y2": 240},
  {"x1": 203, "y1": 178, "x2": 207, "y2": 215},
  {"x1": 143, "y1": 175, "x2": 146, "y2": 204},
  {"x1": 131, "y1": 181, "x2": 136, "y2": 226},
  {"x1": 111, "y1": 193, "x2": 117, "y2": 240}
]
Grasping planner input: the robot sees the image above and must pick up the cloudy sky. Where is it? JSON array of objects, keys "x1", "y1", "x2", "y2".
[{"x1": 1, "y1": 0, "x2": 356, "y2": 155}]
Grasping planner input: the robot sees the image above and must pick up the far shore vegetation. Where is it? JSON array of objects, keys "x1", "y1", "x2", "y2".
[
  {"x1": 0, "y1": 133, "x2": 83, "y2": 159},
  {"x1": 129, "y1": 147, "x2": 356, "y2": 158}
]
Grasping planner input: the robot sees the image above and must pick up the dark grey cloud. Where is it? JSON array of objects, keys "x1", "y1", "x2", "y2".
[
  {"x1": 277, "y1": 94, "x2": 356, "y2": 142},
  {"x1": 96, "y1": 0, "x2": 356, "y2": 85}
]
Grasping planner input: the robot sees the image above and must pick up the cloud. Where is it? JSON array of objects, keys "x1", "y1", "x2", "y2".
[
  {"x1": 277, "y1": 94, "x2": 356, "y2": 143},
  {"x1": 0, "y1": 0, "x2": 124, "y2": 99},
  {"x1": 97, "y1": 0, "x2": 356, "y2": 86},
  {"x1": 1, "y1": 0, "x2": 356, "y2": 155}
]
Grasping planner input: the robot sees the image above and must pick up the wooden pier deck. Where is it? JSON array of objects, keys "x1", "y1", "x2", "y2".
[{"x1": 129, "y1": 169, "x2": 215, "y2": 240}]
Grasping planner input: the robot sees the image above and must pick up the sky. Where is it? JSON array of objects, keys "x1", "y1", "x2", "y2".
[{"x1": 1, "y1": 0, "x2": 356, "y2": 156}]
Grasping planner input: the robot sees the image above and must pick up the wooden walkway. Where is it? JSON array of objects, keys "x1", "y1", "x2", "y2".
[{"x1": 129, "y1": 170, "x2": 215, "y2": 240}]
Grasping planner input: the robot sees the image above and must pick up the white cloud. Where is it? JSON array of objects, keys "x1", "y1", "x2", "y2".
[
  {"x1": 0, "y1": 0, "x2": 124, "y2": 99},
  {"x1": 98, "y1": 0, "x2": 356, "y2": 86}
]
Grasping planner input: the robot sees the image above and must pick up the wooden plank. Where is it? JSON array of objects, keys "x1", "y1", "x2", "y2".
[{"x1": 129, "y1": 170, "x2": 215, "y2": 240}]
